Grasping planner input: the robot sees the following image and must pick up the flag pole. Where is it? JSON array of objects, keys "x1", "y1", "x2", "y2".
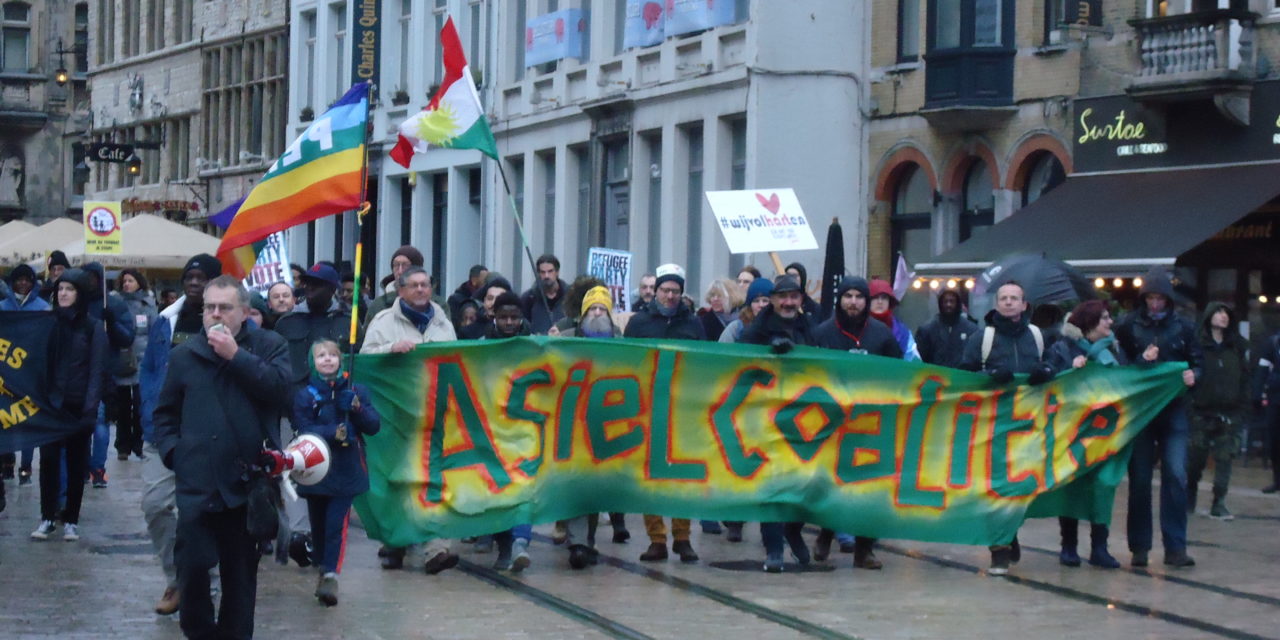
[
  {"x1": 493, "y1": 160, "x2": 554, "y2": 320},
  {"x1": 347, "y1": 80, "x2": 374, "y2": 378}
]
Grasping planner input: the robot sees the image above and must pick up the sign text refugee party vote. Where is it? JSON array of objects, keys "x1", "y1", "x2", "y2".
[{"x1": 706, "y1": 188, "x2": 819, "y2": 254}]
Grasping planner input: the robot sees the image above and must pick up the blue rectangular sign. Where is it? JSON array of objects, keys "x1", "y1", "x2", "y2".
[
  {"x1": 665, "y1": 0, "x2": 736, "y2": 38},
  {"x1": 624, "y1": 0, "x2": 665, "y2": 49},
  {"x1": 525, "y1": 8, "x2": 588, "y2": 67}
]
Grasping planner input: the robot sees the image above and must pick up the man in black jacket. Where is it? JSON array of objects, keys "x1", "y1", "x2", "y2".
[
  {"x1": 1256, "y1": 330, "x2": 1280, "y2": 493},
  {"x1": 623, "y1": 263, "x2": 703, "y2": 563},
  {"x1": 154, "y1": 275, "x2": 291, "y2": 640},
  {"x1": 740, "y1": 275, "x2": 819, "y2": 572},
  {"x1": 448, "y1": 264, "x2": 488, "y2": 320},
  {"x1": 959, "y1": 281, "x2": 1054, "y2": 575},
  {"x1": 1113, "y1": 269, "x2": 1200, "y2": 568},
  {"x1": 916, "y1": 289, "x2": 977, "y2": 368},
  {"x1": 1188, "y1": 302, "x2": 1250, "y2": 520},
  {"x1": 812, "y1": 276, "x2": 903, "y2": 571},
  {"x1": 521, "y1": 254, "x2": 569, "y2": 334}
]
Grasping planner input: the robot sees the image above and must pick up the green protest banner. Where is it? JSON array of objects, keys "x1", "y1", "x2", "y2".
[{"x1": 352, "y1": 337, "x2": 1186, "y2": 547}]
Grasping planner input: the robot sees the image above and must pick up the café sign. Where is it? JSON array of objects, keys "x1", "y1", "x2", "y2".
[{"x1": 87, "y1": 143, "x2": 135, "y2": 164}]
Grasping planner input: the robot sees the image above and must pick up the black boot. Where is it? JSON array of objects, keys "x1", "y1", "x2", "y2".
[
  {"x1": 380, "y1": 546, "x2": 406, "y2": 570},
  {"x1": 814, "y1": 529, "x2": 834, "y2": 561}
]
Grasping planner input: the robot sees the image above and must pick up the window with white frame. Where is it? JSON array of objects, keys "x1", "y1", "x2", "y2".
[
  {"x1": 1, "y1": 2, "x2": 30, "y2": 72},
  {"x1": 202, "y1": 32, "x2": 289, "y2": 170},
  {"x1": 331, "y1": 2, "x2": 348, "y2": 100},
  {"x1": 301, "y1": 10, "x2": 317, "y2": 110},
  {"x1": 398, "y1": 0, "x2": 412, "y2": 96}
]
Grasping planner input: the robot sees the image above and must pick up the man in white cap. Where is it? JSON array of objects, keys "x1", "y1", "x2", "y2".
[{"x1": 622, "y1": 264, "x2": 705, "y2": 563}]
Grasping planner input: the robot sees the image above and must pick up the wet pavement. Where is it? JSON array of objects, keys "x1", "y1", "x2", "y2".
[{"x1": 2, "y1": 452, "x2": 1278, "y2": 639}]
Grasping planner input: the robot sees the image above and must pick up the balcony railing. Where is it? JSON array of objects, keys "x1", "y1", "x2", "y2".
[{"x1": 1130, "y1": 9, "x2": 1255, "y2": 86}]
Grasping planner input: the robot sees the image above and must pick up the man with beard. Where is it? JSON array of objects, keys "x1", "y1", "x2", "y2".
[
  {"x1": 273, "y1": 263, "x2": 352, "y2": 566},
  {"x1": 813, "y1": 276, "x2": 902, "y2": 571},
  {"x1": 632, "y1": 274, "x2": 656, "y2": 313},
  {"x1": 139, "y1": 253, "x2": 221, "y2": 615},
  {"x1": 960, "y1": 281, "x2": 1055, "y2": 575},
  {"x1": 740, "y1": 275, "x2": 818, "y2": 572},
  {"x1": 521, "y1": 254, "x2": 569, "y2": 334},
  {"x1": 916, "y1": 289, "x2": 977, "y2": 368},
  {"x1": 624, "y1": 264, "x2": 704, "y2": 563}
]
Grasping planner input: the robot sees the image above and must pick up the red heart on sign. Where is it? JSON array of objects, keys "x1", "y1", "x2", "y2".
[{"x1": 756, "y1": 192, "x2": 781, "y2": 214}]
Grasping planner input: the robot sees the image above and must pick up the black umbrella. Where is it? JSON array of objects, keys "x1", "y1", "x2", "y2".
[
  {"x1": 976, "y1": 253, "x2": 1096, "y2": 306},
  {"x1": 819, "y1": 219, "x2": 844, "y2": 321}
]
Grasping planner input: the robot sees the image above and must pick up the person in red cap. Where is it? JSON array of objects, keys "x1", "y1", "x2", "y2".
[{"x1": 867, "y1": 278, "x2": 921, "y2": 361}]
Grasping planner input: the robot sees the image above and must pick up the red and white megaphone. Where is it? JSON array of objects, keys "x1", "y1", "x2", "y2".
[{"x1": 283, "y1": 433, "x2": 331, "y2": 486}]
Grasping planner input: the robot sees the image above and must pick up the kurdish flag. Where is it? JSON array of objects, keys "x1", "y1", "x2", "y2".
[
  {"x1": 216, "y1": 83, "x2": 370, "y2": 278},
  {"x1": 390, "y1": 17, "x2": 497, "y2": 168}
]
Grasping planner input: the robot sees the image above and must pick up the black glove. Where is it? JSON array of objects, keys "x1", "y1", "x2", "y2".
[
  {"x1": 162, "y1": 450, "x2": 175, "y2": 470},
  {"x1": 1028, "y1": 363, "x2": 1055, "y2": 386},
  {"x1": 258, "y1": 450, "x2": 292, "y2": 476},
  {"x1": 770, "y1": 337, "x2": 795, "y2": 355},
  {"x1": 988, "y1": 367, "x2": 1014, "y2": 385}
]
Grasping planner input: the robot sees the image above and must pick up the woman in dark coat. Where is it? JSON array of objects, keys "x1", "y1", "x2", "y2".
[
  {"x1": 291, "y1": 338, "x2": 381, "y2": 606},
  {"x1": 1046, "y1": 299, "x2": 1126, "y2": 569},
  {"x1": 32, "y1": 268, "x2": 109, "y2": 542}
]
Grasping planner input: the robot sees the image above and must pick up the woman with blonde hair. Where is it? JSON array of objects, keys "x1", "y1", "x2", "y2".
[{"x1": 697, "y1": 278, "x2": 744, "y2": 345}]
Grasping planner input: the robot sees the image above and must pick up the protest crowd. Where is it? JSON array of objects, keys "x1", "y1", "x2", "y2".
[{"x1": 1, "y1": 245, "x2": 1275, "y2": 639}]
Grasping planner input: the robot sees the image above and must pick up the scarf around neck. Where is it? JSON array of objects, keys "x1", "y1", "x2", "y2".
[
  {"x1": 399, "y1": 298, "x2": 435, "y2": 332},
  {"x1": 1077, "y1": 335, "x2": 1118, "y2": 367}
]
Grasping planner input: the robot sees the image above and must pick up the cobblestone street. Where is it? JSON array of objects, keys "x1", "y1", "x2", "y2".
[{"x1": 2, "y1": 454, "x2": 1278, "y2": 639}]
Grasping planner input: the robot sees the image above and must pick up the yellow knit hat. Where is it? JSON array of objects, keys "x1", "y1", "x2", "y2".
[{"x1": 581, "y1": 286, "x2": 614, "y2": 317}]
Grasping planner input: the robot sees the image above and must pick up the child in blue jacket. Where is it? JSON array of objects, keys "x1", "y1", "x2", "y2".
[{"x1": 291, "y1": 339, "x2": 380, "y2": 606}]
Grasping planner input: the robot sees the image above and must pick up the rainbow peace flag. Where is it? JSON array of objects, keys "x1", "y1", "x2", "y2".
[{"x1": 216, "y1": 83, "x2": 370, "y2": 278}]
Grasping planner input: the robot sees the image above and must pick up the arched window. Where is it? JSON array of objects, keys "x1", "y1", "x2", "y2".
[
  {"x1": 1, "y1": 2, "x2": 31, "y2": 73},
  {"x1": 960, "y1": 159, "x2": 994, "y2": 242},
  {"x1": 892, "y1": 164, "x2": 934, "y2": 264},
  {"x1": 1021, "y1": 151, "x2": 1066, "y2": 207}
]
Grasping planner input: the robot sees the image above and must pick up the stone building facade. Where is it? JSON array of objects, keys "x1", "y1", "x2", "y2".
[
  {"x1": 0, "y1": 0, "x2": 91, "y2": 223},
  {"x1": 289, "y1": 0, "x2": 870, "y2": 302},
  {"x1": 867, "y1": 0, "x2": 1280, "y2": 282},
  {"x1": 86, "y1": 0, "x2": 288, "y2": 234}
]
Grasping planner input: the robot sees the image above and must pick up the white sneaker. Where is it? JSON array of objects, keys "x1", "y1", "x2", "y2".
[
  {"x1": 31, "y1": 520, "x2": 56, "y2": 540},
  {"x1": 63, "y1": 523, "x2": 80, "y2": 541}
]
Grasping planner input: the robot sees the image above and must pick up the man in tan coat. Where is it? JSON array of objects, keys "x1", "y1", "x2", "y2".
[
  {"x1": 360, "y1": 266, "x2": 457, "y2": 572},
  {"x1": 362, "y1": 266, "x2": 456, "y2": 353}
]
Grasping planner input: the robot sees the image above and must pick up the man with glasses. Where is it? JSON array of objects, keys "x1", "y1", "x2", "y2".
[
  {"x1": 139, "y1": 253, "x2": 220, "y2": 616},
  {"x1": 623, "y1": 264, "x2": 705, "y2": 563},
  {"x1": 154, "y1": 275, "x2": 291, "y2": 639}
]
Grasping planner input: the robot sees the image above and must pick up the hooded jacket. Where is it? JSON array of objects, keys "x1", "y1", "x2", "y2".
[
  {"x1": 784, "y1": 262, "x2": 823, "y2": 320},
  {"x1": 1191, "y1": 302, "x2": 1250, "y2": 412},
  {"x1": 623, "y1": 299, "x2": 705, "y2": 341},
  {"x1": 915, "y1": 290, "x2": 977, "y2": 368},
  {"x1": 48, "y1": 268, "x2": 109, "y2": 428},
  {"x1": 83, "y1": 262, "x2": 136, "y2": 351},
  {"x1": 274, "y1": 297, "x2": 352, "y2": 391},
  {"x1": 0, "y1": 264, "x2": 50, "y2": 311},
  {"x1": 292, "y1": 371, "x2": 381, "y2": 497},
  {"x1": 813, "y1": 277, "x2": 900, "y2": 357},
  {"x1": 960, "y1": 309, "x2": 1046, "y2": 374},
  {"x1": 153, "y1": 322, "x2": 291, "y2": 514},
  {"x1": 360, "y1": 299, "x2": 456, "y2": 353},
  {"x1": 1114, "y1": 274, "x2": 1203, "y2": 382}
]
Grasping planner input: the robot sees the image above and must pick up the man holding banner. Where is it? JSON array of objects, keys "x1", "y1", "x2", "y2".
[{"x1": 623, "y1": 263, "x2": 704, "y2": 563}]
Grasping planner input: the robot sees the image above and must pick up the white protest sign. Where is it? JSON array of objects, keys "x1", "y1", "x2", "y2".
[
  {"x1": 586, "y1": 247, "x2": 633, "y2": 313},
  {"x1": 706, "y1": 188, "x2": 819, "y2": 254},
  {"x1": 243, "y1": 232, "x2": 292, "y2": 296}
]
